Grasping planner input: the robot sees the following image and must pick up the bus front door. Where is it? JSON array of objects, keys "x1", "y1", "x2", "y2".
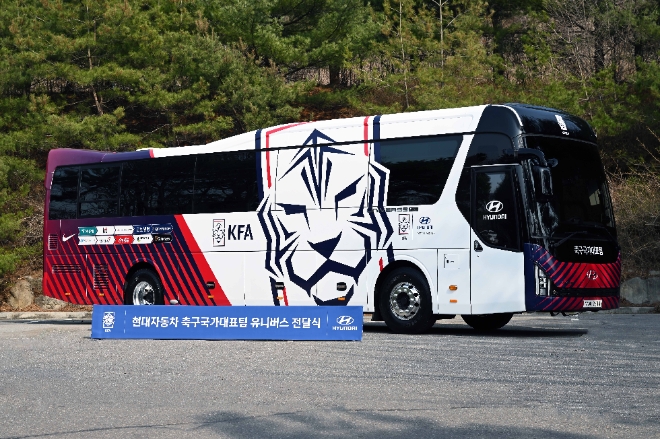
[{"x1": 470, "y1": 166, "x2": 526, "y2": 314}]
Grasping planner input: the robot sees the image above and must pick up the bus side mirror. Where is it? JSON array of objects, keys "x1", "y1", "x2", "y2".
[{"x1": 532, "y1": 166, "x2": 553, "y2": 197}]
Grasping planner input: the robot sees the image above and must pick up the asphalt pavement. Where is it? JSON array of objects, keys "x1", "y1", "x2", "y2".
[{"x1": 0, "y1": 313, "x2": 658, "y2": 439}]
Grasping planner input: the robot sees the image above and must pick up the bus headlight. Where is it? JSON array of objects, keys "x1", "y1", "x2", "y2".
[{"x1": 536, "y1": 265, "x2": 549, "y2": 296}]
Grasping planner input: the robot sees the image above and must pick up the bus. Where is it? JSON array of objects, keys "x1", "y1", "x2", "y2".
[{"x1": 43, "y1": 104, "x2": 620, "y2": 333}]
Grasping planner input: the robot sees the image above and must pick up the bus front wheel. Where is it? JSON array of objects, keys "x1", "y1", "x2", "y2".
[
  {"x1": 461, "y1": 313, "x2": 513, "y2": 331},
  {"x1": 124, "y1": 269, "x2": 164, "y2": 305},
  {"x1": 379, "y1": 267, "x2": 436, "y2": 334}
]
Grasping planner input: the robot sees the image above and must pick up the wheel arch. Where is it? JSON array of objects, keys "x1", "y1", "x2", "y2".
[
  {"x1": 123, "y1": 261, "x2": 162, "y2": 296},
  {"x1": 372, "y1": 257, "x2": 435, "y2": 321}
]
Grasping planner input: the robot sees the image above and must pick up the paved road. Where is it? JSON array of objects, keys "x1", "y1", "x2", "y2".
[{"x1": 0, "y1": 313, "x2": 658, "y2": 439}]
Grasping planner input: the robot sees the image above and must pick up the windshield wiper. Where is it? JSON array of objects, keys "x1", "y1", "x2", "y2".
[{"x1": 553, "y1": 231, "x2": 587, "y2": 248}]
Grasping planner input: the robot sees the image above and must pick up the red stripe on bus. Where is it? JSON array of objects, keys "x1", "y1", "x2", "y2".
[
  {"x1": 283, "y1": 287, "x2": 289, "y2": 306},
  {"x1": 264, "y1": 123, "x2": 307, "y2": 188},
  {"x1": 174, "y1": 215, "x2": 230, "y2": 305},
  {"x1": 363, "y1": 116, "x2": 370, "y2": 156}
]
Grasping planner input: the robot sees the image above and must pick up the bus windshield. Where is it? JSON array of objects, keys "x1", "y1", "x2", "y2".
[{"x1": 525, "y1": 136, "x2": 616, "y2": 236}]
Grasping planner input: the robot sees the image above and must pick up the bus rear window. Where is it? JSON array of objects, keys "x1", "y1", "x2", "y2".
[{"x1": 49, "y1": 166, "x2": 79, "y2": 220}]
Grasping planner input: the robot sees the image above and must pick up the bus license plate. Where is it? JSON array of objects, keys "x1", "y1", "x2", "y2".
[{"x1": 583, "y1": 300, "x2": 602, "y2": 308}]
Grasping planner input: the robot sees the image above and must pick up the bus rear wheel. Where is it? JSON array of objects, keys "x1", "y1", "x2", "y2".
[
  {"x1": 379, "y1": 267, "x2": 436, "y2": 334},
  {"x1": 124, "y1": 269, "x2": 164, "y2": 305},
  {"x1": 461, "y1": 313, "x2": 513, "y2": 331}
]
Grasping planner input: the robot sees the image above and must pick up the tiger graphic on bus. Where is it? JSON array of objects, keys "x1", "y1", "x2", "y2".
[{"x1": 258, "y1": 128, "x2": 394, "y2": 306}]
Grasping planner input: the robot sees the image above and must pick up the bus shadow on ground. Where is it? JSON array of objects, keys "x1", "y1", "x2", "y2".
[
  {"x1": 195, "y1": 408, "x2": 599, "y2": 439},
  {"x1": 363, "y1": 322, "x2": 588, "y2": 338}
]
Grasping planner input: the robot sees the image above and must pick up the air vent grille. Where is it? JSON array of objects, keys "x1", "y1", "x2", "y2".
[
  {"x1": 93, "y1": 264, "x2": 110, "y2": 289},
  {"x1": 48, "y1": 234, "x2": 58, "y2": 251},
  {"x1": 52, "y1": 264, "x2": 82, "y2": 274}
]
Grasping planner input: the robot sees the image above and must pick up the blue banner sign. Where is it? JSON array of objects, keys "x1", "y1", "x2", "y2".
[{"x1": 91, "y1": 305, "x2": 362, "y2": 341}]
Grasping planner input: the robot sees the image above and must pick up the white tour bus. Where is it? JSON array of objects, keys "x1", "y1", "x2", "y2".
[{"x1": 44, "y1": 104, "x2": 621, "y2": 333}]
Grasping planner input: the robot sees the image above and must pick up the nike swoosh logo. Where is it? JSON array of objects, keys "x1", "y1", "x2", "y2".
[{"x1": 62, "y1": 234, "x2": 76, "y2": 242}]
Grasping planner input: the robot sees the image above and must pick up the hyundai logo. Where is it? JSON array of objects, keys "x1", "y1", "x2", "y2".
[
  {"x1": 485, "y1": 200, "x2": 503, "y2": 213},
  {"x1": 586, "y1": 270, "x2": 598, "y2": 280},
  {"x1": 419, "y1": 217, "x2": 431, "y2": 224},
  {"x1": 337, "y1": 316, "x2": 355, "y2": 326}
]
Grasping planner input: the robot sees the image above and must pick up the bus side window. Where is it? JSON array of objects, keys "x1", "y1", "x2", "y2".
[
  {"x1": 473, "y1": 169, "x2": 519, "y2": 250},
  {"x1": 49, "y1": 166, "x2": 80, "y2": 220},
  {"x1": 378, "y1": 135, "x2": 462, "y2": 206},
  {"x1": 121, "y1": 156, "x2": 195, "y2": 216},
  {"x1": 193, "y1": 150, "x2": 258, "y2": 214},
  {"x1": 79, "y1": 166, "x2": 120, "y2": 218}
]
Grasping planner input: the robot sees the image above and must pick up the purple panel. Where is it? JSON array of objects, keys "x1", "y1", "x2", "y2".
[{"x1": 44, "y1": 149, "x2": 153, "y2": 188}]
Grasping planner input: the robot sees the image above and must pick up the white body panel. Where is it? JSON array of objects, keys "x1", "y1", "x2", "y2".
[
  {"x1": 152, "y1": 105, "x2": 527, "y2": 315},
  {"x1": 470, "y1": 235, "x2": 526, "y2": 314}
]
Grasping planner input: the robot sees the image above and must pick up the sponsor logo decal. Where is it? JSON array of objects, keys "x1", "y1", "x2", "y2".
[
  {"x1": 151, "y1": 224, "x2": 173, "y2": 234},
  {"x1": 153, "y1": 234, "x2": 172, "y2": 244},
  {"x1": 574, "y1": 245, "x2": 603, "y2": 256},
  {"x1": 96, "y1": 226, "x2": 115, "y2": 236},
  {"x1": 483, "y1": 201, "x2": 507, "y2": 220},
  {"x1": 555, "y1": 114, "x2": 569, "y2": 135},
  {"x1": 332, "y1": 315, "x2": 358, "y2": 331},
  {"x1": 73, "y1": 224, "x2": 175, "y2": 246},
  {"x1": 78, "y1": 227, "x2": 97, "y2": 236},
  {"x1": 227, "y1": 224, "x2": 253, "y2": 241},
  {"x1": 213, "y1": 219, "x2": 225, "y2": 247},
  {"x1": 114, "y1": 225, "x2": 134, "y2": 235},
  {"x1": 337, "y1": 316, "x2": 355, "y2": 326},
  {"x1": 586, "y1": 270, "x2": 599, "y2": 280},
  {"x1": 486, "y1": 200, "x2": 503, "y2": 213},
  {"x1": 78, "y1": 236, "x2": 97, "y2": 246},
  {"x1": 95, "y1": 236, "x2": 115, "y2": 245},
  {"x1": 133, "y1": 234, "x2": 153, "y2": 245},
  {"x1": 133, "y1": 225, "x2": 152, "y2": 234},
  {"x1": 102, "y1": 311, "x2": 115, "y2": 332},
  {"x1": 416, "y1": 216, "x2": 434, "y2": 234},
  {"x1": 399, "y1": 214, "x2": 411, "y2": 236},
  {"x1": 114, "y1": 235, "x2": 134, "y2": 245}
]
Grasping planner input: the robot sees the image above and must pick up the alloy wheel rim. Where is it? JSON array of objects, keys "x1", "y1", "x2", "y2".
[
  {"x1": 133, "y1": 281, "x2": 155, "y2": 305},
  {"x1": 389, "y1": 281, "x2": 420, "y2": 320}
]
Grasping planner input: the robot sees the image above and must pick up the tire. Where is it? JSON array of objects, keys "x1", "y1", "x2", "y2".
[
  {"x1": 378, "y1": 267, "x2": 436, "y2": 334},
  {"x1": 461, "y1": 313, "x2": 513, "y2": 331},
  {"x1": 124, "y1": 268, "x2": 164, "y2": 305}
]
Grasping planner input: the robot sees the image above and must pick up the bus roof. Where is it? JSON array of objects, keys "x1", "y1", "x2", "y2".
[{"x1": 45, "y1": 104, "x2": 597, "y2": 188}]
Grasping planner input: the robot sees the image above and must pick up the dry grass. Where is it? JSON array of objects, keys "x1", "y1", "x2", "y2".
[{"x1": 607, "y1": 129, "x2": 660, "y2": 280}]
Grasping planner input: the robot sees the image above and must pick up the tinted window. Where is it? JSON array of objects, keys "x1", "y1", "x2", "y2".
[
  {"x1": 526, "y1": 136, "x2": 615, "y2": 231},
  {"x1": 121, "y1": 156, "x2": 195, "y2": 216},
  {"x1": 473, "y1": 169, "x2": 519, "y2": 250},
  {"x1": 456, "y1": 133, "x2": 514, "y2": 224},
  {"x1": 49, "y1": 166, "x2": 79, "y2": 220},
  {"x1": 194, "y1": 151, "x2": 258, "y2": 213},
  {"x1": 379, "y1": 135, "x2": 462, "y2": 205},
  {"x1": 79, "y1": 166, "x2": 120, "y2": 218}
]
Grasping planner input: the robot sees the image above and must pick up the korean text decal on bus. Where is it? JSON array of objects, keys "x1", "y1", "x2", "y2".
[{"x1": 44, "y1": 104, "x2": 620, "y2": 333}]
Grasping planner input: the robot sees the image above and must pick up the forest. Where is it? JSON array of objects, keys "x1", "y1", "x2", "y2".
[{"x1": 1, "y1": 0, "x2": 659, "y2": 297}]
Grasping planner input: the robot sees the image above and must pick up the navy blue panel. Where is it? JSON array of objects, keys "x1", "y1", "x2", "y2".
[
  {"x1": 309, "y1": 232, "x2": 342, "y2": 259},
  {"x1": 506, "y1": 103, "x2": 597, "y2": 143},
  {"x1": 255, "y1": 129, "x2": 264, "y2": 201},
  {"x1": 101, "y1": 150, "x2": 152, "y2": 163},
  {"x1": 373, "y1": 115, "x2": 382, "y2": 162},
  {"x1": 475, "y1": 105, "x2": 522, "y2": 138}
]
